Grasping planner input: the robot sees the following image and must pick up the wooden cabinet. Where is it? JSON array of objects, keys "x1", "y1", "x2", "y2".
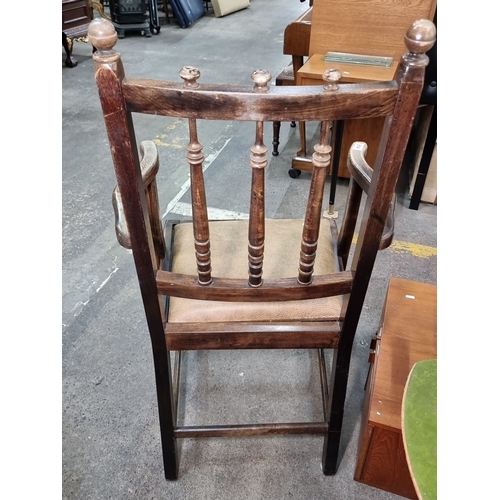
[
  {"x1": 354, "y1": 277, "x2": 437, "y2": 499},
  {"x1": 62, "y1": 0, "x2": 93, "y2": 37},
  {"x1": 62, "y1": 0, "x2": 94, "y2": 67}
]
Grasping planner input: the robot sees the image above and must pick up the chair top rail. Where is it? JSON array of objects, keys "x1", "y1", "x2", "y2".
[{"x1": 121, "y1": 78, "x2": 399, "y2": 122}]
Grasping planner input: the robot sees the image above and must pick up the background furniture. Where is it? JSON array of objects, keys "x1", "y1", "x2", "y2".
[
  {"x1": 90, "y1": 17, "x2": 435, "y2": 480},
  {"x1": 402, "y1": 359, "x2": 438, "y2": 500},
  {"x1": 62, "y1": 1, "x2": 112, "y2": 67},
  {"x1": 292, "y1": 54, "x2": 399, "y2": 179},
  {"x1": 107, "y1": 0, "x2": 153, "y2": 37},
  {"x1": 277, "y1": 0, "x2": 436, "y2": 182},
  {"x1": 308, "y1": 0, "x2": 437, "y2": 59},
  {"x1": 272, "y1": 7, "x2": 313, "y2": 156},
  {"x1": 408, "y1": 23, "x2": 437, "y2": 210},
  {"x1": 354, "y1": 277, "x2": 437, "y2": 499},
  {"x1": 62, "y1": 0, "x2": 94, "y2": 67}
]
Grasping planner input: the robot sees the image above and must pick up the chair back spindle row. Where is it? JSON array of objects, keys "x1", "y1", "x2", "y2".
[
  {"x1": 186, "y1": 118, "x2": 212, "y2": 285},
  {"x1": 248, "y1": 120, "x2": 267, "y2": 287}
]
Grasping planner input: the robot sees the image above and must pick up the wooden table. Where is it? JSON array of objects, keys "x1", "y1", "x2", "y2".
[
  {"x1": 354, "y1": 277, "x2": 437, "y2": 499},
  {"x1": 402, "y1": 359, "x2": 437, "y2": 500},
  {"x1": 297, "y1": 53, "x2": 398, "y2": 85},
  {"x1": 293, "y1": 54, "x2": 399, "y2": 179}
]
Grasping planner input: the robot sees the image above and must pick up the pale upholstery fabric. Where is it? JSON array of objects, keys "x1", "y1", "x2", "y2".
[{"x1": 168, "y1": 218, "x2": 344, "y2": 323}]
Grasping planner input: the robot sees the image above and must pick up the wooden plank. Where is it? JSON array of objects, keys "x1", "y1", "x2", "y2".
[
  {"x1": 297, "y1": 54, "x2": 398, "y2": 84},
  {"x1": 368, "y1": 278, "x2": 437, "y2": 430},
  {"x1": 308, "y1": 0, "x2": 437, "y2": 60},
  {"x1": 357, "y1": 426, "x2": 417, "y2": 499},
  {"x1": 122, "y1": 79, "x2": 398, "y2": 122},
  {"x1": 174, "y1": 422, "x2": 328, "y2": 438},
  {"x1": 156, "y1": 270, "x2": 353, "y2": 302},
  {"x1": 166, "y1": 321, "x2": 341, "y2": 350}
]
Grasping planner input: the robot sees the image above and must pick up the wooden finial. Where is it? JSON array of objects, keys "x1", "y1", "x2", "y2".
[
  {"x1": 403, "y1": 19, "x2": 436, "y2": 67},
  {"x1": 251, "y1": 69, "x2": 272, "y2": 92},
  {"x1": 322, "y1": 68, "x2": 342, "y2": 91},
  {"x1": 88, "y1": 18, "x2": 118, "y2": 53},
  {"x1": 180, "y1": 66, "x2": 201, "y2": 89}
]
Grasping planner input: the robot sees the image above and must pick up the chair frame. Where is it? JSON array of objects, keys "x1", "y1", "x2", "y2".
[{"x1": 89, "y1": 18, "x2": 435, "y2": 480}]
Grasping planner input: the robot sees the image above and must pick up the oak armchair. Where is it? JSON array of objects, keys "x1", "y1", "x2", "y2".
[{"x1": 89, "y1": 17, "x2": 435, "y2": 479}]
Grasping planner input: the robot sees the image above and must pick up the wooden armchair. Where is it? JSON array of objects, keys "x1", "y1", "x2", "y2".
[{"x1": 89, "y1": 18, "x2": 435, "y2": 480}]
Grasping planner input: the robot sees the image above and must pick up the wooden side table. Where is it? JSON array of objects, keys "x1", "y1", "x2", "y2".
[
  {"x1": 293, "y1": 54, "x2": 398, "y2": 179},
  {"x1": 402, "y1": 359, "x2": 437, "y2": 500},
  {"x1": 354, "y1": 277, "x2": 437, "y2": 499}
]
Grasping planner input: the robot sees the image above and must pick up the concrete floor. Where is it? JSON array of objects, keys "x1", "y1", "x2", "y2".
[{"x1": 62, "y1": 1, "x2": 437, "y2": 498}]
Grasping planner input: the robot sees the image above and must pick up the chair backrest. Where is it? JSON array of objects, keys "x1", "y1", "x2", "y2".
[{"x1": 89, "y1": 17, "x2": 435, "y2": 321}]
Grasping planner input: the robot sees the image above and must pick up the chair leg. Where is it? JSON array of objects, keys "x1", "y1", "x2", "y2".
[
  {"x1": 62, "y1": 32, "x2": 78, "y2": 68},
  {"x1": 272, "y1": 120, "x2": 298, "y2": 156},
  {"x1": 272, "y1": 121, "x2": 281, "y2": 156},
  {"x1": 322, "y1": 334, "x2": 352, "y2": 474},
  {"x1": 297, "y1": 121, "x2": 307, "y2": 157},
  {"x1": 148, "y1": 313, "x2": 179, "y2": 479},
  {"x1": 409, "y1": 105, "x2": 436, "y2": 210},
  {"x1": 328, "y1": 120, "x2": 344, "y2": 211},
  {"x1": 154, "y1": 356, "x2": 179, "y2": 480}
]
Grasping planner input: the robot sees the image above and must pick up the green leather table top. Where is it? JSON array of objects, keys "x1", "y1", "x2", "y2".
[{"x1": 402, "y1": 359, "x2": 437, "y2": 500}]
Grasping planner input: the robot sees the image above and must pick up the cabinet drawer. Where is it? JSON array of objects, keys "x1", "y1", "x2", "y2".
[{"x1": 62, "y1": 0, "x2": 92, "y2": 32}]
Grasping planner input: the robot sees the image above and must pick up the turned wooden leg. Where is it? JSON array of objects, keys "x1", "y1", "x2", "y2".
[
  {"x1": 296, "y1": 121, "x2": 307, "y2": 157},
  {"x1": 62, "y1": 32, "x2": 78, "y2": 68},
  {"x1": 272, "y1": 121, "x2": 281, "y2": 156}
]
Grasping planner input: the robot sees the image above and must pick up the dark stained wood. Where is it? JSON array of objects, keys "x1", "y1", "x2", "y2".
[
  {"x1": 89, "y1": 16, "x2": 436, "y2": 481},
  {"x1": 156, "y1": 270, "x2": 354, "y2": 301},
  {"x1": 166, "y1": 321, "x2": 341, "y2": 350},
  {"x1": 299, "y1": 120, "x2": 330, "y2": 284},
  {"x1": 111, "y1": 140, "x2": 165, "y2": 263},
  {"x1": 248, "y1": 121, "x2": 267, "y2": 287},
  {"x1": 318, "y1": 348, "x2": 330, "y2": 419},
  {"x1": 187, "y1": 118, "x2": 212, "y2": 285},
  {"x1": 172, "y1": 350, "x2": 182, "y2": 424},
  {"x1": 174, "y1": 422, "x2": 328, "y2": 438},
  {"x1": 90, "y1": 19, "x2": 179, "y2": 480},
  {"x1": 62, "y1": 0, "x2": 94, "y2": 68},
  {"x1": 322, "y1": 21, "x2": 436, "y2": 475},
  {"x1": 122, "y1": 80, "x2": 399, "y2": 122},
  {"x1": 337, "y1": 142, "x2": 395, "y2": 266}
]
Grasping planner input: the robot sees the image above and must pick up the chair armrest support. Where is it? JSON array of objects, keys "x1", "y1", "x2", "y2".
[
  {"x1": 111, "y1": 140, "x2": 161, "y2": 250},
  {"x1": 347, "y1": 142, "x2": 395, "y2": 250}
]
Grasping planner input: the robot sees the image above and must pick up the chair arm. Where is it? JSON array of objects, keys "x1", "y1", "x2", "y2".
[
  {"x1": 111, "y1": 140, "x2": 160, "y2": 249},
  {"x1": 347, "y1": 142, "x2": 395, "y2": 250}
]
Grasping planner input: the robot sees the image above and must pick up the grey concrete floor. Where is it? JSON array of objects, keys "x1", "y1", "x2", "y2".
[{"x1": 62, "y1": 1, "x2": 437, "y2": 498}]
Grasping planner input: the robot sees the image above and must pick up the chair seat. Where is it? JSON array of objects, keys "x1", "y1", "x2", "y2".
[{"x1": 168, "y1": 218, "x2": 344, "y2": 323}]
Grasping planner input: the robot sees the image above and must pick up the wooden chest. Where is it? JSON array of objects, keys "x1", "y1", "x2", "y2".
[{"x1": 354, "y1": 277, "x2": 437, "y2": 499}]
